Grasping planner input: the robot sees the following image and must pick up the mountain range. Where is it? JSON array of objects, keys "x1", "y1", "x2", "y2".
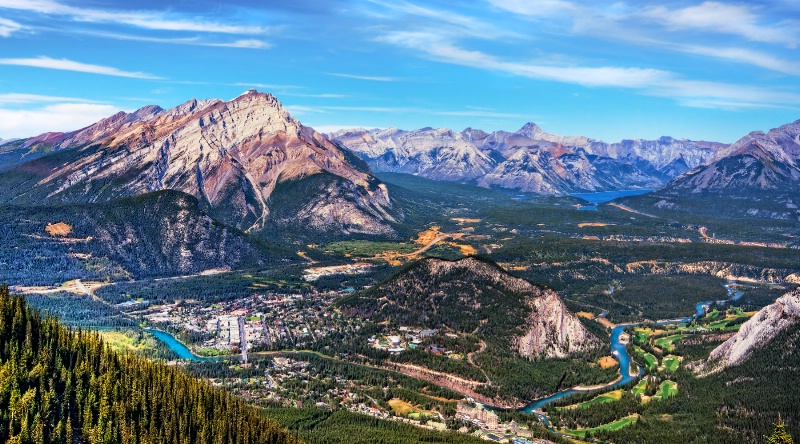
[
  {"x1": 627, "y1": 119, "x2": 800, "y2": 220},
  {"x1": 329, "y1": 123, "x2": 727, "y2": 195},
  {"x1": 2, "y1": 91, "x2": 798, "y2": 234}
]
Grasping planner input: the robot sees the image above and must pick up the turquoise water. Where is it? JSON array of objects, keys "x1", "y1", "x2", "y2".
[
  {"x1": 145, "y1": 329, "x2": 211, "y2": 361},
  {"x1": 694, "y1": 284, "x2": 744, "y2": 317},
  {"x1": 570, "y1": 189, "x2": 651, "y2": 206},
  {"x1": 519, "y1": 324, "x2": 639, "y2": 413}
]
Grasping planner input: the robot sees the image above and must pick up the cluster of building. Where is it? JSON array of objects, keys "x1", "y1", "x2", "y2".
[
  {"x1": 302, "y1": 263, "x2": 373, "y2": 281},
  {"x1": 134, "y1": 289, "x2": 361, "y2": 356},
  {"x1": 456, "y1": 402, "x2": 500, "y2": 430},
  {"x1": 368, "y1": 327, "x2": 438, "y2": 354}
]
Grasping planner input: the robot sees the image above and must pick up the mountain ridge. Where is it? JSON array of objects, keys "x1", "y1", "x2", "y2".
[
  {"x1": 330, "y1": 123, "x2": 726, "y2": 195},
  {"x1": 0, "y1": 90, "x2": 397, "y2": 236}
]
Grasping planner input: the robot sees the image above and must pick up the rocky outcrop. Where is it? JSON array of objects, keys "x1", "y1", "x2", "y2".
[
  {"x1": 624, "y1": 261, "x2": 796, "y2": 284},
  {"x1": 700, "y1": 289, "x2": 800, "y2": 374},
  {"x1": 330, "y1": 123, "x2": 723, "y2": 195},
  {"x1": 517, "y1": 289, "x2": 601, "y2": 358},
  {"x1": 0, "y1": 90, "x2": 396, "y2": 235}
]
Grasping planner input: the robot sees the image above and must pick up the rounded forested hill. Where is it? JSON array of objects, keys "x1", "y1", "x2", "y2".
[{"x1": 338, "y1": 256, "x2": 599, "y2": 357}]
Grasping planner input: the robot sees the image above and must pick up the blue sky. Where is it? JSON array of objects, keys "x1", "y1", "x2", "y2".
[{"x1": 0, "y1": 0, "x2": 798, "y2": 143}]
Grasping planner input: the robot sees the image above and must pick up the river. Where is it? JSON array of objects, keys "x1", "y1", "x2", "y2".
[
  {"x1": 145, "y1": 329, "x2": 218, "y2": 361},
  {"x1": 513, "y1": 282, "x2": 741, "y2": 419}
]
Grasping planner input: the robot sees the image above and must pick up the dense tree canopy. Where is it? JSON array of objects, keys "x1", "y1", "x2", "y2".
[{"x1": 0, "y1": 285, "x2": 302, "y2": 444}]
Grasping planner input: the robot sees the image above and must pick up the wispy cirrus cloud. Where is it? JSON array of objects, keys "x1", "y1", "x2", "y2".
[
  {"x1": 367, "y1": 0, "x2": 518, "y2": 39},
  {"x1": 0, "y1": 56, "x2": 162, "y2": 79},
  {"x1": 376, "y1": 30, "x2": 800, "y2": 109},
  {"x1": 329, "y1": 73, "x2": 401, "y2": 82},
  {"x1": 0, "y1": 0, "x2": 269, "y2": 34},
  {"x1": 0, "y1": 16, "x2": 22, "y2": 36},
  {"x1": 486, "y1": 0, "x2": 575, "y2": 17},
  {"x1": 482, "y1": 1, "x2": 800, "y2": 76},
  {"x1": 642, "y1": 2, "x2": 799, "y2": 48},
  {"x1": 0, "y1": 92, "x2": 101, "y2": 105},
  {"x1": 675, "y1": 44, "x2": 800, "y2": 76},
  {"x1": 69, "y1": 30, "x2": 271, "y2": 49}
]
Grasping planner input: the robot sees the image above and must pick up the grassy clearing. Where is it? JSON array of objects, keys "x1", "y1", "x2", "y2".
[
  {"x1": 564, "y1": 415, "x2": 639, "y2": 437},
  {"x1": 598, "y1": 356, "x2": 618, "y2": 369},
  {"x1": 97, "y1": 330, "x2": 149, "y2": 353},
  {"x1": 324, "y1": 240, "x2": 417, "y2": 257},
  {"x1": 558, "y1": 390, "x2": 623, "y2": 411},
  {"x1": 388, "y1": 398, "x2": 433, "y2": 420},
  {"x1": 654, "y1": 334, "x2": 688, "y2": 353},
  {"x1": 652, "y1": 381, "x2": 679, "y2": 400},
  {"x1": 633, "y1": 346, "x2": 659, "y2": 371},
  {"x1": 633, "y1": 330, "x2": 650, "y2": 345},
  {"x1": 707, "y1": 309, "x2": 750, "y2": 330},
  {"x1": 45, "y1": 221, "x2": 73, "y2": 237},
  {"x1": 662, "y1": 355, "x2": 682, "y2": 372},
  {"x1": 632, "y1": 380, "x2": 647, "y2": 396},
  {"x1": 388, "y1": 398, "x2": 415, "y2": 415}
]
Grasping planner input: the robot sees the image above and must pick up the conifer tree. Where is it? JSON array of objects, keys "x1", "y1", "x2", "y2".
[{"x1": 767, "y1": 415, "x2": 795, "y2": 444}]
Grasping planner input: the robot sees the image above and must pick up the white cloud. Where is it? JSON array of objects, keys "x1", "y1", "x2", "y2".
[
  {"x1": 70, "y1": 31, "x2": 271, "y2": 49},
  {"x1": 378, "y1": 31, "x2": 669, "y2": 88},
  {"x1": 643, "y1": 2, "x2": 799, "y2": 47},
  {"x1": 0, "y1": 16, "x2": 22, "y2": 36},
  {"x1": 329, "y1": 73, "x2": 401, "y2": 82},
  {"x1": 377, "y1": 30, "x2": 800, "y2": 109},
  {"x1": 0, "y1": 56, "x2": 161, "y2": 79},
  {"x1": 206, "y1": 39, "x2": 271, "y2": 49},
  {"x1": 367, "y1": 0, "x2": 518, "y2": 39},
  {"x1": 0, "y1": 93, "x2": 101, "y2": 104},
  {"x1": 0, "y1": 0, "x2": 268, "y2": 34},
  {"x1": 0, "y1": 103, "x2": 119, "y2": 138},
  {"x1": 284, "y1": 105, "x2": 326, "y2": 115},
  {"x1": 676, "y1": 44, "x2": 800, "y2": 76}
]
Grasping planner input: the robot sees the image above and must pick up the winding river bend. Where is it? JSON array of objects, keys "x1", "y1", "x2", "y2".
[{"x1": 510, "y1": 282, "x2": 742, "y2": 422}]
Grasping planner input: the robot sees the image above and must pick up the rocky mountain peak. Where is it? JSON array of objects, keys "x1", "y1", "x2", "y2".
[
  {"x1": 517, "y1": 122, "x2": 544, "y2": 137},
  {"x1": 0, "y1": 90, "x2": 396, "y2": 236}
]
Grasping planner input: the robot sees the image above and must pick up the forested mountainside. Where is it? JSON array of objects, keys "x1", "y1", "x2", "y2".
[
  {"x1": 0, "y1": 190, "x2": 280, "y2": 286},
  {"x1": 0, "y1": 285, "x2": 302, "y2": 444}
]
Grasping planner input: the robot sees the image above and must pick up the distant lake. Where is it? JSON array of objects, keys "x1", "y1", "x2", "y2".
[{"x1": 570, "y1": 189, "x2": 651, "y2": 205}]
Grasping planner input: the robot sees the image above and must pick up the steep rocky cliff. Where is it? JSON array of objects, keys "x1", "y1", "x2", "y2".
[
  {"x1": 700, "y1": 288, "x2": 800, "y2": 374},
  {"x1": 0, "y1": 90, "x2": 396, "y2": 236}
]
